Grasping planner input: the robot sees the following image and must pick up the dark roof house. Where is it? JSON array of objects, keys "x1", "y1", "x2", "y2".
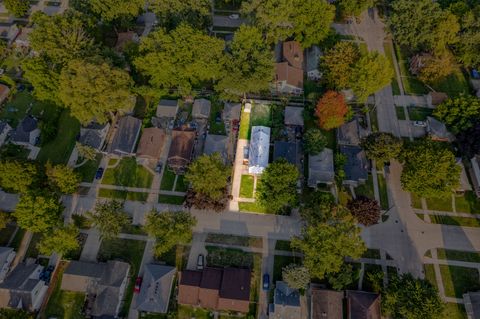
[
  {"x1": 308, "y1": 148, "x2": 335, "y2": 187},
  {"x1": 337, "y1": 118, "x2": 367, "y2": 146},
  {"x1": 137, "y1": 127, "x2": 166, "y2": 161},
  {"x1": 346, "y1": 290, "x2": 381, "y2": 319},
  {"x1": 204, "y1": 134, "x2": 229, "y2": 162},
  {"x1": 310, "y1": 286, "x2": 343, "y2": 319},
  {"x1": 108, "y1": 116, "x2": 142, "y2": 156},
  {"x1": 269, "y1": 281, "x2": 302, "y2": 319},
  {"x1": 192, "y1": 98, "x2": 211, "y2": 119},
  {"x1": 273, "y1": 141, "x2": 298, "y2": 165},
  {"x1": 427, "y1": 116, "x2": 452, "y2": 142},
  {"x1": 79, "y1": 122, "x2": 110, "y2": 150},
  {"x1": 10, "y1": 116, "x2": 40, "y2": 146},
  {"x1": 167, "y1": 129, "x2": 196, "y2": 174},
  {"x1": 284, "y1": 106, "x2": 304, "y2": 126},
  {"x1": 340, "y1": 145, "x2": 369, "y2": 186},
  {"x1": 135, "y1": 264, "x2": 176, "y2": 314},
  {"x1": 156, "y1": 100, "x2": 179, "y2": 118}
]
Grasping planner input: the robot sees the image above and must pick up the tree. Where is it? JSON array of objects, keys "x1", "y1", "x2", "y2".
[
  {"x1": 456, "y1": 121, "x2": 480, "y2": 158},
  {"x1": 303, "y1": 128, "x2": 327, "y2": 155},
  {"x1": 282, "y1": 264, "x2": 310, "y2": 290},
  {"x1": 13, "y1": 193, "x2": 62, "y2": 233},
  {"x1": 89, "y1": 0, "x2": 145, "y2": 21},
  {"x1": 350, "y1": 51, "x2": 393, "y2": 103},
  {"x1": 335, "y1": 0, "x2": 375, "y2": 18},
  {"x1": 256, "y1": 159, "x2": 299, "y2": 214},
  {"x1": 0, "y1": 212, "x2": 11, "y2": 230},
  {"x1": 327, "y1": 263, "x2": 356, "y2": 290},
  {"x1": 347, "y1": 196, "x2": 381, "y2": 226},
  {"x1": 433, "y1": 95, "x2": 480, "y2": 134},
  {"x1": 143, "y1": 210, "x2": 196, "y2": 256},
  {"x1": 456, "y1": 10, "x2": 480, "y2": 68},
  {"x1": 86, "y1": 200, "x2": 130, "y2": 239},
  {"x1": 46, "y1": 163, "x2": 81, "y2": 194},
  {"x1": 59, "y1": 59, "x2": 134, "y2": 124},
  {"x1": 215, "y1": 25, "x2": 274, "y2": 99},
  {"x1": 320, "y1": 42, "x2": 360, "y2": 90},
  {"x1": 0, "y1": 161, "x2": 37, "y2": 194},
  {"x1": 361, "y1": 132, "x2": 403, "y2": 164},
  {"x1": 315, "y1": 90, "x2": 349, "y2": 130},
  {"x1": 418, "y1": 52, "x2": 456, "y2": 83},
  {"x1": 291, "y1": 207, "x2": 366, "y2": 279},
  {"x1": 300, "y1": 190, "x2": 336, "y2": 224},
  {"x1": 4, "y1": 0, "x2": 30, "y2": 17},
  {"x1": 382, "y1": 273, "x2": 443, "y2": 319},
  {"x1": 22, "y1": 56, "x2": 60, "y2": 103},
  {"x1": 76, "y1": 142, "x2": 97, "y2": 161},
  {"x1": 185, "y1": 153, "x2": 230, "y2": 201},
  {"x1": 400, "y1": 139, "x2": 460, "y2": 198},
  {"x1": 134, "y1": 24, "x2": 225, "y2": 96},
  {"x1": 149, "y1": 0, "x2": 211, "y2": 27},
  {"x1": 37, "y1": 224, "x2": 80, "y2": 256}
]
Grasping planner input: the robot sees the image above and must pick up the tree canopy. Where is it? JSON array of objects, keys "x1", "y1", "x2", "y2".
[
  {"x1": 87, "y1": 200, "x2": 130, "y2": 239},
  {"x1": 22, "y1": 56, "x2": 61, "y2": 103},
  {"x1": 303, "y1": 128, "x2": 327, "y2": 155},
  {"x1": 347, "y1": 196, "x2": 381, "y2": 226},
  {"x1": 144, "y1": 210, "x2": 196, "y2": 257},
  {"x1": 300, "y1": 191, "x2": 336, "y2": 224},
  {"x1": 4, "y1": 0, "x2": 30, "y2": 17},
  {"x1": 282, "y1": 264, "x2": 310, "y2": 290},
  {"x1": 335, "y1": 0, "x2": 375, "y2": 18},
  {"x1": 0, "y1": 161, "x2": 37, "y2": 194},
  {"x1": 134, "y1": 24, "x2": 225, "y2": 96},
  {"x1": 320, "y1": 42, "x2": 360, "y2": 90},
  {"x1": 361, "y1": 132, "x2": 403, "y2": 164},
  {"x1": 37, "y1": 224, "x2": 80, "y2": 256},
  {"x1": 88, "y1": 0, "x2": 145, "y2": 21},
  {"x1": 13, "y1": 193, "x2": 62, "y2": 233},
  {"x1": 256, "y1": 159, "x2": 299, "y2": 214},
  {"x1": 46, "y1": 163, "x2": 81, "y2": 194},
  {"x1": 149, "y1": 0, "x2": 211, "y2": 28},
  {"x1": 59, "y1": 59, "x2": 134, "y2": 124},
  {"x1": 215, "y1": 25, "x2": 274, "y2": 99},
  {"x1": 315, "y1": 90, "x2": 349, "y2": 130},
  {"x1": 400, "y1": 139, "x2": 460, "y2": 198},
  {"x1": 433, "y1": 95, "x2": 480, "y2": 134}
]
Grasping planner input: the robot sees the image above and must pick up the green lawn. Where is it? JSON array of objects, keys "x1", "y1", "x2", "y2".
[
  {"x1": 426, "y1": 196, "x2": 453, "y2": 212},
  {"x1": 205, "y1": 246, "x2": 255, "y2": 268},
  {"x1": 377, "y1": 174, "x2": 389, "y2": 210},
  {"x1": 74, "y1": 154, "x2": 102, "y2": 183},
  {"x1": 431, "y1": 68, "x2": 470, "y2": 97},
  {"x1": 160, "y1": 169, "x2": 176, "y2": 191},
  {"x1": 393, "y1": 44, "x2": 428, "y2": 95},
  {"x1": 177, "y1": 305, "x2": 211, "y2": 319},
  {"x1": 441, "y1": 303, "x2": 467, "y2": 319},
  {"x1": 37, "y1": 110, "x2": 80, "y2": 164},
  {"x1": 355, "y1": 174, "x2": 375, "y2": 199},
  {"x1": 455, "y1": 191, "x2": 480, "y2": 214},
  {"x1": 97, "y1": 238, "x2": 146, "y2": 317},
  {"x1": 174, "y1": 174, "x2": 189, "y2": 192},
  {"x1": 102, "y1": 157, "x2": 153, "y2": 188},
  {"x1": 383, "y1": 42, "x2": 401, "y2": 95},
  {"x1": 407, "y1": 107, "x2": 433, "y2": 121},
  {"x1": 209, "y1": 98, "x2": 226, "y2": 135},
  {"x1": 158, "y1": 194, "x2": 185, "y2": 205},
  {"x1": 411, "y1": 193, "x2": 423, "y2": 209},
  {"x1": 250, "y1": 103, "x2": 271, "y2": 128},
  {"x1": 239, "y1": 201, "x2": 267, "y2": 214},
  {"x1": 429, "y1": 215, "x2": 480, "y2": 228},
  {"x1": 0, "y1": 92, "x2": 57, "y2": 127},
  {"x1": 273, "y1": 255, "x2": 300, "y2": 282},
  {"x1": 238, "y1": 110, "x2": 251, "y2": 140},
  {"x1": 395, "y1": 106, "x2": 406, "y2": 120},
  {"x1": 436, "y1": 249, "x2": 480, "y2": 263},
  {"x1": 423, "y1": 264, "x2": 437, "y2": 289},
  {"x1": 240, "y1": 175, "x2": 254, "y2": 198},
  {"x1": 440, "y1": 265, "x2": 480, "y2": 298},
  {"x1": 98, "y1": 188, "x2": 149, "y2": 202},
  {"x1": 369, "y1": 108, "x2": 379, "y2": 132}
]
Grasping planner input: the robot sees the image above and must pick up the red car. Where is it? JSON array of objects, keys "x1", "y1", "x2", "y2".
[{"x1": 134, "y1": 277, "x2": 142, "y2": 293}]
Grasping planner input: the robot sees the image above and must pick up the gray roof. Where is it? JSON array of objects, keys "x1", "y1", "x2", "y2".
[
  {"x1": 108, "y1": 116, "x2": 141, "y2": 155},
  {"x1": 248, "y1": 126, "x2": 270, "y2": 175},
  {"x1": 10, "y1": 116, "x2": 38, "y2": 143},
  {"x1": 156, "y1": 99, "x2": 179, "y2": 118},
  {"x1": 204, "y1": 134, "x2": 228, "y2": 159},
  {"x1": 464, "y1": 291, "x2": 480, "y2": 319},
  {"x1": 79, "y1": 130, "x2": 103, "y2": 149},
  {"x1": 273, "y1": 141, "x2": 298, "y2": 165},
  {"x1": 223, "y1": 102, "x2": 241, "y2": 121},
  {"x1": 0, "y1": 121, "x2": 11, "y2": 133},
  {"x1": 310, "y1": 287, "x2": 343, "y2": 319},
  {"x1": 337, "y1": 118, "x2": 367, "y2": 146},
  {"x1": 135, "y1": 264, "x2": 176, "y2": 313},
  {"x1": 306, "y1": 45, "x2": 322, "y2": 72},
  {"x1": 0, "y1": 263, "x2": 40, "y2": 290},
  {"x1": 427, "y1": 116, "x2": 450, "y2": 140},
  {"x1": 308, "y1": 148, "x2": 334, "y2": 187},
  {"x1": 284, "y1": 106, "x2": 304, "y2": 126},
  {"x1": 340, "y1": 145, "x2": 369, "y2": 183},
  {"x1": 274, "y1": 281, "x2": 300, "y2": 307},
  {"x1": 192, "y1": 98, "x2": 211, "y2": 119}
]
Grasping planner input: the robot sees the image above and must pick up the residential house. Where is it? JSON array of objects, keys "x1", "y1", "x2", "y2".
[
  {"x1": 0, "y1": 247, "x2": 15, "y2": 282},
  {"x1": 310, "y1": 286, "x2": 343, "y2": 319},
  {"x1": 156, "y1": 100, "x2": 179, "y2": 118},
  {"x1": 306, "y1": 45, "x2": 322, "y2": 80},
  {"x1": 178, "y1": 268, "x2": 251, "y2": 313},
  {"x1": 61, "y1": 260, "x2": 130, "y2": 318},
  {"x1": 337, "y1": 118, "x2": 367, "y2": 146},
  {"x1": 108, "y1": 116, "x2": 142, "y2": 156},
  {"x1": 284, "y1": 106, "x2": 304, "y2": 127},
  {"x1": 192, "y1": 98, "x2": 211, "y2": 120},
  {"x1": 136, "y1": 127, "x2": 166, "y2": 161},
  {"x1": 273, "y1": 141, "x2": 298, "y2": 165},
  {"x1": 10, "y1": 116, "x2": 40, "y2": 146},
  {"x1": 268, "y1": 281, "x2": 302, "y2": 319},
  {"x1": 248, "y1": 126, "x2": 270, "y2": 175},
  {"x1": 204, "y1": 134, "x2": 229, "y2": 162},
  {"x1": 0, "y1": 84, "x2": 10, "y2": 105},
  {"x1": 273, "y1": 41, "x2": 304, "y2": 95},
  {"x1": 346, "y1": 290, "x2": 381, "y2": 319},
  {"x1": 308, "y1": 148, "x2": 335, "y2": 187},
  {"x1": 0, "y1": 121, "x2": 12, "y2": 147},
  {"x1": 340, "y1": 145, "x2": 369, "y2": 186},
  {"x1": 470, "y1": 155, "x2": 480, "y2": 197},
  {"x1": 79, "y1": 122, "x2": 110, "y2": 151},
  {"x1": 0, "y1": 261, "x2": 48, "y2": 312},
  {"x1": 427, "y1": 92, "x2": 448, "y2": 108},
  {"x1": 115, "y1": 31, "x2": 139, "y2": 52},
  {"x1": 167, "y1": 128, "x2": 196, "y2": 174},
  {"x1": 135, "y1": 264, "x2": 176, "y2": 314},
  {"x1": 0, "y1": 24, "x2": 19, "y2": 45},
  {"x1": 426, "y1": 116, "x2": 453, "y2": 142},
  {"x1": 464, "y1": 291, "x2": 480, "y2": 319}
]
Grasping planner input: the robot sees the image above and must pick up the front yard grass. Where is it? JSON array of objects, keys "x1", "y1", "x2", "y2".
[
  {"x1": 75, "y1": 154, "x2": 102, "y2": 183},
  {"x1": 441, "y1": 303, "x2": 467, "y2": 319},
  {"x1": 155, "y1": 245, "x2": 190, "y2": 270},
  {"x1": 431, "y1": 67, "x2": 470, "y2": 97},
  {"x1": 273, "y1": 255, "x2": 299, "y2": 282},
  {"x1": 102, "y1": 157, "x2": 153, "y2": 188},
  {"x1": 411, "y1": 193, "x2": 423, "y2": 209},
  {"x1": 377, "y1": 174, "x2": 389, "y2": 210},
  {"x1": 436, "y1": 249, "x2": 480, "y2": 263},
  {"x1": 395, "y1": 106, "x2": 406, "y2": 120},
  {"x1": 355, "y1": 174, "x2": 375, "y2": 199},
  {"x1": 97, "y1": 238, "x2": 146, "y2": 317},
  {"x1": 275, "y1": 240, "x2": 292, "y2": 252},
  {"x1": 174, "y1": 174, "x2": 189, "y2": 192},
  {"x1": 205, "y1": 233, "x2": 263, "y2": 248},
  {"x1": 440, "y1": 265, "x2": 480, "y2": 298},
  {"x1": 423, "y1": 264, "x2": 437, "y2": 289},
  {"x1": 238, "y1": 201, "x2": 267, "y2": 214},
  {"x1": 363, "y1": 263, "x2": 383, "y2": 293},
  {"x1": 425, "y1": 196, "x2": 453, "y2": 212},
  {"x1": 407, "y1": 107, "x2": 433, "y2": 121},
  {"x1": 98, "y1": 189, "x2": 149, "y2": 202},
  {"x1": 205, "y1": 246, "x2": 255, "y2": 268},
  {"x1": 362, "y1": 248, "x2": 381, "y2": 259},
  {"x1": 160, "y1": 169, "x2": 176, "y2": 191},
  {"x1": 158, "y1": 194, "x2": 185, "y2": 205},
  {"x1": 455, "y1": 191, "x2": 480, "y2": 214},
  {"x1": 429, "y1": 215, "x2": 480, "y2": 228},
  {"x1": 383, "y1": 42, "x2": 400, "y2": 95},
  {"x1": 240, "y1": 175, "x2": 254, "y2": 198}
]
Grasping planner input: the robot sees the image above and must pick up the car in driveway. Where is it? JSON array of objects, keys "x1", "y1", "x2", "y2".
[
  {"x1": 197, "y1": 254, "x2": 204, "y2": 270},
  {"x1": 229, "y1": 14, "x2": 239, "y2": 19},
  {"x1": 134, "y1": 277, "x2": 142, "y2": 293},
  {"x1": 413, "y1": 121, "x2": 427, "y2": 127},
  {"x1": 95, "y1": 167, "x2": 104, "y2": 179},
  {"x1": 262, "y1": 273, "x2": 270, "y2": 291}
]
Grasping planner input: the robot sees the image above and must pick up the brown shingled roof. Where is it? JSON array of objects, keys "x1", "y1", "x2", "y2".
[
  {"x1": 283, "y1": 41, "x2": 303, "y2": 69},
  {"x1": 311, "y1": 287, "x2": 343, "y2": 319},
  {"x1": 137, "y1": 127, "x2": 166, "y2": 160},
  {"x1": 219, "y1": 268, "x2": 250, "y2": 301},
  {"x1": 167, "y1": 129, "x2": 196, "y2": 174},
  {"x1": 346, "y1": 290, "x2": 381, "y2": 319},
  {"x1": 276, "y1": 62, "x2": 304, "y2": 88}
]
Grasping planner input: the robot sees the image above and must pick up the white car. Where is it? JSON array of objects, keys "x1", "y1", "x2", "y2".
[
  {"x1": 229, "y1": 14, "x2": 240, "y2": 19},
  {"x1": 413, "y1": 121, "x2": 426, "y2": 127}
]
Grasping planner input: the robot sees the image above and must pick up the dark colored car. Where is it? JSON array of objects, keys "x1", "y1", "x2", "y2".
[
  {"x1": 262, "y1": 274, "x2": 270, "y2": 291},
  {"x1": 134, "y1": 277, "x2": 142, "y2": 293},
  {"x1": 95, "y1": 167, "x2": 104, "y2": 179}
]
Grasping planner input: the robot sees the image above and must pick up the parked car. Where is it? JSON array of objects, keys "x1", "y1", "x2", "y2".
[
  {"x1": 413, "y1": 121, "x2": 426, "y2": 127},
  {"x1": 95, "y1": 167, "x2": 104, "y2": 179},
  {"x1": 155, "y1": 162, "x2": 163, "y2": 173},
  {"x1": 229, "y1": 14, "x2": 239, "y2": 19},
  {"x1": 262, "y1": 274, "x2": 270, "y2": 291},
  {"x1": 134, "y1": 277, "x2": 143, "y2": 293},
  {"x1": 197, "y1": 254, "x2": 204, "y2": 270}
]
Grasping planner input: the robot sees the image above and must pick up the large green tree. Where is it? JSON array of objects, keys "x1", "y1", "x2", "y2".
[
  {"x1": 149, "y1": 0, "x2": 210, "y2": 27},
  {"x1": 303, "y1": 128, "x2": 327, "y2": 155},
  {"x1": 59, "y1": 59, "x2": 134, "y2": 124},
  {"x1": 350, "y1": 51, "x2": 393, "y2": 103},
  {"x1": 335, "y1": 0, "x2": 375, "y2": 18},
  {"x1": 455, "y1": 10, "x2": 480, "y2": 68},
  {"x1": 400, "y1": 139, "x2": 460, "y2": 198},
  {"x1": 320, "y1": 42, "x2": 360, "y2": 90},
  {"x1": 433, "y1": 95, "x2": 480, "y2": 134},
  {"x1": 256, "y1": 159, "x2": 299, "y2": 214},
  {"x1": 383, "y1": 273, "x2": 443, "y2": 319},
  {"x1": 87, "y1": 200, "x2": 130, "y2": 239},
  {"x1": 134, "y1": 24, "x2": 225, "y2": 96},
  {"x1": 22, "y1": 56, "x2": 60, "y2": 103},
  {"x1": 13, "y1": 193, "x2": 62, "y2": 233},
  {"x1": 361, "y1": 132, "x2": 403, "y2": 164},
  {"x1": 216, "y1": 25, "x2": 274, "y2": 99},
  {"x1": 37, "y1": 224, "x2": 80, "y2": 256},
  {"x1": 46, "y1": 163, "x2": 81, "y2": 194},
  {"x1": 89, "y1": 0, "x2": 145, "y2": 21},
  {"x1": 4, "y1": 0, "x2": 30, "y2": 17},
  {"x1": 144, "y1": 210, "x2": 196, "y2": 256},
  {"x1": 0, "y1": 161, "x2": 37, "y2": 194},
  {"x1": 282, "y1": 264, "x2": 310, "y2": 290}
]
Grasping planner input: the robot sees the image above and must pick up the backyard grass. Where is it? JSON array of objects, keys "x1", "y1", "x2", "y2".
[
  {"x1": 238, "y1": 201, "x2": 267, "y2": 214},
  {"x1": 436, "y1": 249, "x2": 480, "y2": 263},
  {"x1": 240, "y1": 175, "x2": 254, "y2": 198},
  {"x1": 158, "y1": 194, "x2": 185, "y2": 205},
  {"x1": 429, "y1": 215, "x2": 480, "y2": 228},
  {"x1": 441, "y1": 303, "x2": 467, "y2": 319},
  {"x1": 395, "y1": 106, "x2": 406, "y2": 120},
  {"x1": 407, "y1": 107, "x2": 433, "y2": 121},
  {"x1": 102, "y1": 157, "x2": 153, "y2": 188},
  {"x1": 0, "y1": 92, "x2": 57, "y2": 127},
  {"x1": 160, "y1": 169, "x2": 176, "y2": 191},
  {"x1": 377, "y1": 174, "x2": 389, "y2": 210},
  {"x1": 238, "y1": 110, "x2": 251, "y2": 140},
  {"x1": 74, "y1": 154, "x2": 102, "y2": 183},
  {"x1": 423, "y1": 264, "x2": 437, "y2": 289},
  {"x1": 410, "y1": 193, "x2": 423, "y2": 209},
  {"x1": 383, "y1": 42, "x2": 401, "y2": 95},
  {"x1": 273, "y1": 255, "x2": 299, "y2": 282},
  {"x1": 455, "y1": 191, "x2": 480, "y2": 214},
  {"x1": 205, "y1": 246, "x2": 255, "y2": 268},
  {"x1": 431, "y1": 68, "x2": 470, "y2": 97},
  {"x1": 355, "y1": 174, "x2": 375, "y2": 199},
  {"x1": 440, "y1": 265, "x2": 480, "y2": 298},
  {"x1": 98, "y1": 189, "x2": 149, "y2": 202},
  {"x1": 251, "y1": 102, "x2": 272, "y2": 127},
  {"x1": 97, "y1": 238, "x2": 146, "y2": 317},
  {"x1": 174, "y1": 174, "x2": 189, "y2": 192},
  {"x1": 209, "y1": 98, "x2": 226, "y2": 135},
  {"x1": 425, "y1": 196, "x2": 453, "y2": 212},
  {"x1": 177, "y1": 305, "x2": 212, "y2": 319},
  {"x1": 37, "y1": 110, "x2": 80, "y2": 164}
]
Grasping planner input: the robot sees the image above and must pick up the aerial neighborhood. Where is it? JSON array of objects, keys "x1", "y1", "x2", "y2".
[{"x1": 0, "y1": 0, "x2": 479, "y2": 319}]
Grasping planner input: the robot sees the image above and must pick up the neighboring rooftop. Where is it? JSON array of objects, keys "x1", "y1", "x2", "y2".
[
  {"x1": 137, "y1": 127, "x2": 166, "y2": 161},
  {"x1": 10, "y1": 115, "x2": 39, "y2": 145},
  {"x1": 346, "y1": 290, "x2": 381, "y2": 319},
  {"x1": 156, "y1": 99, "x2": 179, "y2": 118},
  {"x1": 308, "y1": 148, "x2": 335, "y2": 187},
  {"x1": 135, "y1": 264, "x2": 176, "y2": 314},
  {"x1": 273, "y1": 141, "x2": 298, "y2": 165},
  {"x1": 248, "y1": 126, "x2": 271, "y2": 175},
  {"x1": 192, "y1": 98, "x2": 211, "y2": 119},
  {"x1": 340, "y1": 145, "x2": 369, "y2": 184},
  {"x1": 310, "y1": 287, "x2": 343, "y2": 319},
  {"x1": 108, "y1": 116, "x2": 142, "y2": 155},
  {"x1": 337, "y1": 118, "x2": 366, "y2": 146},
  {"x1": 204, "y1": 134, "x2": 228, "y2": 161},
  {"x1": 284, "y1": 106, "x2": 304, "y2": 126},
  {"x1": 79, "y1": 122, "x2": 110, "y2": 150}
]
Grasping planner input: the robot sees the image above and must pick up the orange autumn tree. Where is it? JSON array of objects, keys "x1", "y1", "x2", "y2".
[{"x1": 315, "y1": 90, "x2": 349, "y2": 130}]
